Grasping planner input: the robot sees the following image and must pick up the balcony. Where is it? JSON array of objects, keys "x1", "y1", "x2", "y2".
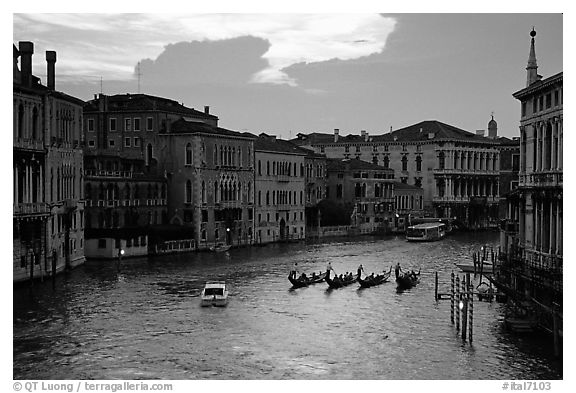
[
  {"x1": 499, "y1": 219, "x2": 519, "y2": 233},
  {"x1": 14, "y1": 202, "x2": 50, "y2": 216},
  {"x1": 14, "y1": 137, "x2": 45, "y2": 152},
  {"x1": 520, "y1": 171, "x2": 562, "y2": 188},
  {"x1": 433, "y1": 195, "x2": 498, "y2": 204},
  {"x1": 433, "y1": 168, "x2": 500, "y2": 176},
  {"x1": 84, "y1": 169, "x2": 135, "y2": 178}
]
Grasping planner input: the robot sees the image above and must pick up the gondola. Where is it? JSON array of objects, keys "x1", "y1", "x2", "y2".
[
  {"x1": 358, "y1": 267, "x2": 392, "y2": 288},
  {"x1": 288, "y1": 271, "x2": 327, "y2": 288},
  {"x1": 395, "y1": 269, "x2": 420, "y2": 290},
  {"x1": 325, "y1": 270, "x2": 359, "y2": 289}
]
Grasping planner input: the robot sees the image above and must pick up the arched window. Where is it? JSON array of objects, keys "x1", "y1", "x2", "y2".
[
  {"x1": 214, "y1": 181, "x2": 218, "y2": 203},
  {"x1": 383, "y1": 156, "x2": 390, "y2": 169},
  {"x1": 362, "y1": 183, "x2": 367, "y2": 197},
  {"x1": 185, "y1": 143, "x2": 193, "y2": 166},
  {"x1": 266, "y1": 191, "x2": 270, "y2": 205},
  {"x1": 185, "y1": 180, "x2": 192, "y2": 203},
  {"x1": 17, "y1": 104, "x2": 24, "y2": 139},
  {"x1": 416, "y1": 156, "x2": 422, "y2": 172},
  {"x1": 238, "y1": 182, "x2": 241, "y2": 202},
  {"x1": 201, "y1": 181, "x2": 206, "y2": 203},
  {"x1": 258, "y1": 190, "x2": 261, "y2": 205},
  {"x1": 32, "y1": 107, "x2": 38, "y2": 140},
  {"x1": 402, "y1": 156, "x2": 408, "y2": 171},
  {"x1": 146, "y1": 144, "x2": 153, "y2": 166}
]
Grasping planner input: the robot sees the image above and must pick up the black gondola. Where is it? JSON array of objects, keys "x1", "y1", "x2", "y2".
[
  {"x1": 395, "y1": 269, "x2": 420, "y2": 290},
  {"x1": 358, "y1": 267, "x2": 392, "y2": 288},
  {"x1": 288, "y1": 271, "x2": 327, "y2": 288},
  {"x1": 325, "y1": 270, "x2": 359, "y2": 289}
]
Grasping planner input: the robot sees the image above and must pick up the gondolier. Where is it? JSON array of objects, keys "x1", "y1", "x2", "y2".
[
  {"x1": 357, "y1": 264, "x2": 364, "y2": 278},
  {"x1": 326, "y1": 261, "x2": 334, "y2": 273},
  {"x1": 395, "y1": 262, "x2": 402, "y2": 279},
  {"x1": 290, "y1": 262, "x2": 299, "y2": 279}
]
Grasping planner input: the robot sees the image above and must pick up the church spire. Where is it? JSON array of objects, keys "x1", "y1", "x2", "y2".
[{"x1": 526, "y1": 27, "x2": 539, "y2": 87}]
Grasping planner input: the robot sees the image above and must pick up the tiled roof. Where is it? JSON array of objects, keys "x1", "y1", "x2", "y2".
[
  {"x1": 254, "y1": 134, "x2": 307, "y2": 155},
  {"x1": 496, "y1": 136, "x2": 520, "y2": 146},
  {"x1": 375, "y1": 120, "x2": 495, "y2": 143},
  {"x1": 326, "y1": 158, "x2": 393, "y2": 172},
  {"x1": 84, "y1": 93, "x2": 218, "y2": 119},
  {"x1": 168, "y1": 118, "x2": 251, "y2": 139},
  {"x1": 292, "y1": 120, "x2": 499, "y2": 145}
]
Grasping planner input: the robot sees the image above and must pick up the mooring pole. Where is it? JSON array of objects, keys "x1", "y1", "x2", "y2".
[
  {"x1": 461, "y1": 275, "x2": 468, "y2": 341},
  {"x1": 455, "y1": 275, "x2": 460, "y2": 331},
  {"x1": 469, "y1": 286, "x2": 474, "y2": 343},
  {"x1": 552, "y1": 303, "x2": 559, "y2": 357},
  {"x1": 435, "y1": 271, "x2": 439, "y2": 301},
  {"x1": 450, "y1": 272, "x2": 455, "y2": 324}
]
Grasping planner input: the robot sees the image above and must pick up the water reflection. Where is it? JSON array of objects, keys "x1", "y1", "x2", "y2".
[{"x1": 14, "y1": 232, "x2": 561, "y2": 379}]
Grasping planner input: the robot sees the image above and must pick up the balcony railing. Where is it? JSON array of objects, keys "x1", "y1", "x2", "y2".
[
  {"x1": 433, "y1": 196, "x2": 499, "y2": 203},
  {"x1": 14, "y1": 202, "x2": 49, "y2": 215},
  {"x1": 433, "y1": 168, "x2": 500, "y2": 175},
  {"x1": 14, "y1": 137, "x2": 45, "y2": 151},
  {"x1": 519, "y1": 171, "x2": 562, "y2": 188},
  {"x1": 84, "y1": 169, "x2": 136, "y2": 178}
]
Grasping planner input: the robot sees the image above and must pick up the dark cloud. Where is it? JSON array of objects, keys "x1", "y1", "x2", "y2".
[{"x1": 138, "y1": 36, "x2": 270, "y2": 87}]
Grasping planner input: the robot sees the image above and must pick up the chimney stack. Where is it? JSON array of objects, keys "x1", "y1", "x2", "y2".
[
  {"x1": 204, "y1": 105, "x2": 210, "y2": 114},
  {"x1": 46, "y1": 50, "x2": 56, "y2": 90},
  {"x1": 19, "y1": 41, "x2": 34, "y2": 87},
  {"x1": 334, "y1": 128, "x2": 339, "y2": 142}
]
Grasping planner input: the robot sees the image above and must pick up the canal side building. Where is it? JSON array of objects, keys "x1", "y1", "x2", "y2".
[
  {"x1": 302, "y1": 147, "x2": 327, "y2": 234},
  {"x1": 293, "y1": 120, "x2": 502, "y2": 228},
  {"x1": 499, "y1": 29, "x2": 563, "y2": 318},
  {"x1": 13, "y1": 41, "x2": 86, "y2": 282},
  {"x1": 254, "y1": 134, "x2": 306, "y2": 244},
  {"x1": 157, "y1": 118, "x2": 255, "y2": 249},
  {"x1": 325, "y1": 158, "x2": 395, "y2": 234}
]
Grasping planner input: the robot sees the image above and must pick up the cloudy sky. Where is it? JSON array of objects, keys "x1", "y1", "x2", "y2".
[{"x1": 13, "y1": 12, "x2": 563, "y2": 139}]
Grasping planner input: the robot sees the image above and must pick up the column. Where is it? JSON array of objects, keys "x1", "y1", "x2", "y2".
[
  {"x1": 549, "y1": 200, "x2": 555, "y2": 254},
  {"x1": 39, "y1": 165, "x2": 43, "y2": 203},
  {"x1": 26, "y1": 165, "x2": 31, "y2": 203},
  {"x1": 558, "y1": 120, "x2": 563, "y2": 170},
  {"x1": 551, "y1": 120, "x2": 557, "y2": 170},
  {"x1": 556, "y1": 201, "x2": 562, "y2": 254},
  {"x1": 539, "y1": 200, "x2": 544, "y2": 252},
  {"x1": 537, "y1": 123, "x2": 543, "y2": 172}
]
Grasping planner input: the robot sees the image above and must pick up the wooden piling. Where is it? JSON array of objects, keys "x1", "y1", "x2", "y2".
[
  {"x1": 552, "y1": 303, "x2": 559, "y2": 357},
  {"x1": 435, "y1": 271, "x2": 438, "y2": 301},
  {"x1": 455, "y1": 275, "x2": 460, "y2": 331},
  {"x1": 461, "y1": 276, "x2": 468, "y2": 340},
  {"x1": 469, "y1": 288, "x2": 474, "y2": 343},
  {"x1": 450, "y1": 272, "x2": 455, "y2": 324}
]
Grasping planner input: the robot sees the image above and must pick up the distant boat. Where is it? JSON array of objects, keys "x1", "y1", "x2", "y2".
[
  {"x1": 358, "y1": 267, "x2": 392, "y2": 288},
  {"x1": 406, "y1": 222, "x2": 446, "y2": 242},
  {"x1": 210, "y1": 243, "x2": 231, "y2": 252},
  {"x1": 396, "y1": 270, "x2": 420, "y2": 290},
  {"x1": 456, "y1": 261, "x2": 493, "y2": 274},
  {"x1": 288, "y1": 271, "x2": 327, "y2": 288},
  {"x1": 200, "y1": 281, "x2": 229, "y2": 307},
  {"x1": 326, "y1": 270, "x2": 359, "y2": 289}
]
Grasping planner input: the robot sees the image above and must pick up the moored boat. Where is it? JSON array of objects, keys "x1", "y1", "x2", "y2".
[
  {"x1": 210, "y1": 243, "x2": 231, "y2": 252},
  {"x1": 406, "y1": 222, "x2": 446, "y2": 242},
  {"x1": 326, "y1": 270, "x2": 359, "y2": 289},
  {"x1": 288, "y1": 271, "x2": 327, "y2": 288},
  {"x1": 200, "y1": 281, "x2": 229, "y2": 307},
  {"x1": 358, "y1": 267, "x2": 392, "y2": 288}
]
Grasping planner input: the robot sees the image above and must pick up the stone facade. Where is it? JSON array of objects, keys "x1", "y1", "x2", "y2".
[
  {"x1": 13, "y1": 41, "x2": 85, "y2": 282},
  {"x1": 325, "y1": 158, "x2": 395, "y2": 233},
  {"x1": 254, "y1": 135, "x2": 306, "y2": 244},
  {"x1": 293, "y1": 119, "x2": 501, "y2": 228},
  {"x1": 500, "y1": 29, "x2": 563, "y2": 308}
]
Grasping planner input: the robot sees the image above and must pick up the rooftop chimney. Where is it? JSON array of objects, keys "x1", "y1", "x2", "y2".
[
  {"x1": 46, "y1": 50, "x2": 56, "y2": 90},
  {"x1": 389, "y1": 126, "x2": 393, "y2": 133},
  {"x1": 334, "y1": 128, "x2": 339, "y2": 142},
  {"x1": 19, "y1": 41, "x2": 34, "y2": 87},
  {"x1": 364, "y1": 131, "x2": 369, "y2": 142},
  {"x1": 476, "y1": 130, "x2": 485, "y2": 136},
  {"x1": 204, "y1": 105, "x2": 210, "y2": 114}
]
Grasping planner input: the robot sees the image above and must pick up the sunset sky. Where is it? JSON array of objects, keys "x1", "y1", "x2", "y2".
[{"x1": 12, "y1": 11, "x2": 563, "y2": 139}]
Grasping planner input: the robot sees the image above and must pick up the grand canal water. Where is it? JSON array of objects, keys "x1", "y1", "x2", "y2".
[{"x1": 13, "y1": 232, "x2": 561, "y2": 380}]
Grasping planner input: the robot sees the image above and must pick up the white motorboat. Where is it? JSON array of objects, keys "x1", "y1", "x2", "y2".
[{"x1": 200, "y1": 281, "x2": 229, "y2": 307}]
